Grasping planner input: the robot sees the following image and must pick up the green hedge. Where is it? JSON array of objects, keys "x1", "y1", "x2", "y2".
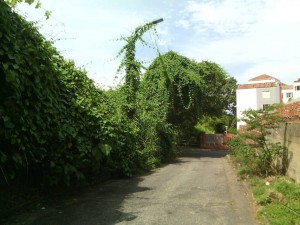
[
  {"x1": 0, "y1": 0, "x2": 179, "y2": 190},
  {"x1": 0, "y1": 1, "x2": 128, "y2": 187}
]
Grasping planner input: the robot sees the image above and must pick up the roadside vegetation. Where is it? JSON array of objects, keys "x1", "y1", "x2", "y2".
[
  {"x1": 228, "y1": 105, "x2": 300, "y2": 225},
  {"x1": 0, "y1": 0, "x2": 237, "y2": 221},
  {"x1": 248, "y1": 176, "x2": 300, "y2": 225}
]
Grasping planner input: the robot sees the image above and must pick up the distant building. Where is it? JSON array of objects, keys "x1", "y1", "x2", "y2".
[
  {"x1": 293, "y1": 78, "x2": 300, "y2": 99},
  {"x1": 281, "y1": 84, "x2": 293, "y2": 103},
  {"x1": 236, "y1": 74, "x2": 300, "y2": 129}
]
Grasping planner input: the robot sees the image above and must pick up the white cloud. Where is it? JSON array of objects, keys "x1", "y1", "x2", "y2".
[
  {"x1": 15, "y1": 0, "x2": 300, "y2": 87},
  {"x1": 177, "y1": 19, "x2": 191, "y2": 29},
  {"x1": 180, "y1": 0, "x2": 265, "y2": 36},
  {"x1": 263, "y1": 0, "x2": 300, "y2": 24},
  {"x1": 178, "y1": 0, "x2": 300, "y2": 85}
]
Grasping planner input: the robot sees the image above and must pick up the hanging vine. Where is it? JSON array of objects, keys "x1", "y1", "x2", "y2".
[{"x1": 117, "y1": 19, "x2": 163, "y2": 118}]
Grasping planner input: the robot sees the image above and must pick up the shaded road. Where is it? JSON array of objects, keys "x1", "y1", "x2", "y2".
[{"x1": 12, "y1": 149, "x2": 257, "y2": 225}]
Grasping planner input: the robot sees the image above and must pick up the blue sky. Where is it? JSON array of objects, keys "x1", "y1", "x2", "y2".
[{"x1": 16, "y1": 0, "x2": 300, "y2": 88}]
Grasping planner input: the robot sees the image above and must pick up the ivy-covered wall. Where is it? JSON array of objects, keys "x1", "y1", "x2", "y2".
[{"x1": 0, "y1": 0, "x2": 141, "y2": 188}]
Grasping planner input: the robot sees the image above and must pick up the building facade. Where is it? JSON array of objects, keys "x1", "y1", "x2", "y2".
[
  {"x1": 281, "y1": 84, "x2": 294, "y2": 103},
  {"x1": 236, "y1": 74, "x2": 300, "y2": 129},
  {"x1": 294, "y1": 78, "x2": 300, "y2": 99}
]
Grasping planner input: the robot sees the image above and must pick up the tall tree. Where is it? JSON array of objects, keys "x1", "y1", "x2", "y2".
[
  {"x1": 198, "y1": 61, "x2": 237, "y2": 117},
  {"x1": 142, "y1": 52, "x2": 237, "y2": 137},
  {"x1": 142, "y1": 51, "x2": 203, "y2": 134}
]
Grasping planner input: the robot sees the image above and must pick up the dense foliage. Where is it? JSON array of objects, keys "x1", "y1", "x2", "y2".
[
  {"x1": 0, "y1": 0, "x2": 236, "y2": 195},
  {"x1": 194, "y1": 61, "x2": 237, "y2": 135},
  {"x1": 0, "y1": 0, "x2": 135, "y2": 189},
  {"x1": 198, "y1": 61, "x2": 237, "y2": 117},
  {"x1": 196, "y1": 114, "x2": 237, "y2": 134},
  {"x1": 142, "y1": 52, "x2": 203, "y2": 138},
  {"x1": 142, "y1": 52, "x2": 237, "y2": 140}
]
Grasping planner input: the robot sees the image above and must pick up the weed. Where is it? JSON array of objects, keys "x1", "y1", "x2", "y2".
[{"x1": 247, "y1": 176, "x2": 300, "y2": 225}]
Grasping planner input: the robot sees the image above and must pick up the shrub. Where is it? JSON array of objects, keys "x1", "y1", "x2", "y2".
[{"x1": 229, "y1": 105, "x2": 289, "y2": 177}]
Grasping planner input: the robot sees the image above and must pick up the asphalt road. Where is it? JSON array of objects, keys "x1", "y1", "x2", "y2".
[{"x1": 12, "y1": 148, "x2": 258, "y2": 225}]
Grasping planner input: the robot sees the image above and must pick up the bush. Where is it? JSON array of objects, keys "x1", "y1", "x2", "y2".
[
  {"x1": 228, "y1": 135, "x2": 255, "y2": 167},
  {"x1": 229, "y1": 105, "x2": 290, "y2": 177},
  {"x1": 0, "y1": 0, "x2": 170, "y2": 188}
]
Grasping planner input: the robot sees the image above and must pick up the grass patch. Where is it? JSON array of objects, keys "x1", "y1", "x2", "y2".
[
  {"x1": 237, "y1": 166, "x2": 252, "y2": 176},
  {"x1": 247, "y1": 176, "x2": 300, "y2": 225}
]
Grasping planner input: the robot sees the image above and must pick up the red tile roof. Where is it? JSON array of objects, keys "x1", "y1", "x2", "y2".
[
  {"x1": 238, "y1": 82, "x2": 278, "y2": 89},
  {"x1": 276, "y1": 101, "x2": 300, "y2": 122},
  {"x1": 281, "y1": 84, "x2": 293, "y2": 90},
  {"x1": 249, "y1": 74, "x2": 278, "y2": 82}
]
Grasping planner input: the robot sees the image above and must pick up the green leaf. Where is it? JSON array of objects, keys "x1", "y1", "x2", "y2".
[
  {"x1": 5, "y1": 70, "x2": 17, "y2": 83},
  {"x1": 0, "y1": 152, "x2": 7, "y2": 163},
  {"x1": 35, "y1": 0, "x2": 41, "y2": 8},
  {"x1": 12, "y1": 153, "x2": 22, "y2": 165},
  {"x1": 3, "y1": 116, "x2": 14, "y2": 129},
  {"x1": 45, "y1": 11, "x2": 51, "y2": 19},
  {"x1": 101, "y1": 144, "x2": 112, "y2": 156},
  {"x1": 12, "y1": 64, "x2": 19, "y2": 70},
  {"x1": 25, "y1": 0, "x2": 35, "y2": 5},
  {"x1": 3, "y1": 63, "x2": 9, "y2": 70},
  {"x1": 64, "y1": 164, "x2": 76, "y2": 175},
  {"x1": 8, "y1": 53, "x2": 14, "y2": 59}
]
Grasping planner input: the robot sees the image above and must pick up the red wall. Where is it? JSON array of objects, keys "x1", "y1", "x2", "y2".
[{"x1": 199, "y1": 133, "x2": 235, "y2": 150}]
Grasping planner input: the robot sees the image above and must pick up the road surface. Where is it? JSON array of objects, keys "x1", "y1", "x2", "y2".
[{"x1": 10, "y1": 149, "x2": 257, "y2": 225}]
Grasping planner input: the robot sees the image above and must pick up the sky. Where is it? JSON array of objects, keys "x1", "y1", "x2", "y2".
[{"x1": 16, "y1": 0, "x2": 300, "y2": 88}]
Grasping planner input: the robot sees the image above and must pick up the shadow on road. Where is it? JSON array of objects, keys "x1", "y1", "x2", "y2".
[
  {"x1": 179, "y1": 147, "x2": 229, "y2": 158},
  {"x1": 8, "y1": 148, "x2": 230, "y2": 225},
  {"x1": 165, "y1": 148, "x2": 229, "y2": 166},
  {"x1": 8, "y1": 177, "x2": 152, "y2": 225}
]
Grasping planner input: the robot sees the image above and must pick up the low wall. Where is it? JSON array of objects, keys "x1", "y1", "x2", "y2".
[
  {"x1": 199, "y1": 133, "x2": 235, "y2": 150},
  {"x1": 276, "y1": 101, "x2": 300, "y2": 122},
  {"x1": 267, "y1": 122, "x2": 300, "y2": 183}
]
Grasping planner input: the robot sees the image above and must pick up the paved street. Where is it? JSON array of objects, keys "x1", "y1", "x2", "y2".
[{"x1": 13, "y1": 149, "x2": 257, "y2": 225}]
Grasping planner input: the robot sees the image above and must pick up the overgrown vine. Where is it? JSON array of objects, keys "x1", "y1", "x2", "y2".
[
  {"x1": 0, "y1": 2, "x2": 237, "y2": 218},
  {"x1": 117, "y1": 21, "x2": 161, "y2": 118}
]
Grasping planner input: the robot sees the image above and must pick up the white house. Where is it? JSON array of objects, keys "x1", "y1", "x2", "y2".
[
  {"x1": 281, "y1": 84, "x2": 294, "y2": 103},
  {"x1": 236, "y1": 74, "x2": 281, "y2": 129},
  {"x1": 236, "y1": 74, "x2": 300, "y2": 129},
  {"x1": 293, "y1": 78, "x2": 300, "y2": 99}
]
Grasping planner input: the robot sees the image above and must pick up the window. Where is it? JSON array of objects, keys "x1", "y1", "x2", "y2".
[
  {"x1": 286, "y1": 92, "x2": 293, "y2": 98},
  {"x1": 295, "y1": 86, "x2": 300, "y2": 91},
  {"x1": 262, "y1": 91, "x2": 270, "y2": 99},
  {"x1": 263, "y1": 104, "x2": 270, "y2": 110}
]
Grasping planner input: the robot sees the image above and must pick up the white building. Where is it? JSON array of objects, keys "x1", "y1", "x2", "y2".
[
  {"x1": 281, "y1": 84, "x2": 293, "y2": 103},
  {"x1": 293, "y1": 78, "x2": 300, "y2": 99},
  {"x1": 236, "y1": 74, "x2": 281, "y2": 129}
]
